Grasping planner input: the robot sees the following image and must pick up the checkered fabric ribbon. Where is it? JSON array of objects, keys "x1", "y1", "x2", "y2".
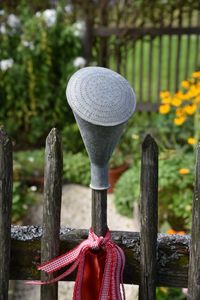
[{"x1": 27, "y1": 228, "x2": 126, "y2": 300}]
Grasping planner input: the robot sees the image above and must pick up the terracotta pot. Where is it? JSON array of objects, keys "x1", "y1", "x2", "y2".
[{"x1": 108, "y1": 164, "x2": 128, "y2": 193}]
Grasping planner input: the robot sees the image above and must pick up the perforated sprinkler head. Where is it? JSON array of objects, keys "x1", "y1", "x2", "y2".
[{"x1": 66, "y1": 66, "x2": 136, "y2": 190}]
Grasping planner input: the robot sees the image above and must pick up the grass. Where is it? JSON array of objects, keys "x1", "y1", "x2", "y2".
[{"x1": 108, "y1": 35, "x2": 199, "y2": 103}]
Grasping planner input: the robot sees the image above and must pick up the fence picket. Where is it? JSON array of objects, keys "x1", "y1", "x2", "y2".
[
  {"x1": 41, "y1": 128, "x2": 63, "y2": 300},
  {"x1": 139, "y1": 37, "x2": 144, "y2": 103},
  {"x1": 148, "y1": 37, "x2": 153, "y2": 103},
  {"x1": 184, "y1": 8, "x2": 192, "y2": 79},
  {"x1": 139, "y1": 135, "x2": 158, "y2": 300},
  {"x1": 0, "y1": 127, "x2": 12, "y2": 300},
  {"x1": 167, "y1": 14, "x2": 173, "y2": 91},
  {"x1": 194, "y1": 11, "x2": 200, "y2": 71},
  {"x1": 175, "y1": 8, "x2": 183, "y2": 91},
  {"x1": 187, "y1": 144, "x2": 200, "y2": 300}
]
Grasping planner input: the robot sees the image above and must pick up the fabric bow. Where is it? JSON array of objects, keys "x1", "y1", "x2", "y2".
[{"x1": 27, "y1": 228, "x2": 126, "y2": 300}]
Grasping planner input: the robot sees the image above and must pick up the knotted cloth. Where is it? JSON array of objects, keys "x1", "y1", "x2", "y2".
[{"x1": 27, "y1": 228, "x2": 126, "y2": 300}]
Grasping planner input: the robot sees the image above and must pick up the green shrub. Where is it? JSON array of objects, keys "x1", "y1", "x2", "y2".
[
  {"x1": 63, "y1": 152, "x2": 90, "y2": 186},
  {"x1": 13, "y1": 149, "x2": 90, "y2": 221},
  {"x1": 0, "y1": 4, "x2": 82, "y2": 146},
  {"x1": 14, "y1": 148, "x2": 91, "y2": 187},
  {"x1": 156, "y1": 287, "x2": 186, "y2": 300},
  {"x1": 114, "y1": 163, "x2": 140, "y2": 217},
  {"x1": 61, "y1": 123, "x2": 85, "y2": 153},
  {"x1": 114, "y1": 149, "x2": 194, "y2": 230},
  {"x1": 12, "y1": 181, "x2": 37, "y2": 222},
  {"x1": 14, "y1": 149, "x2": 44, "y2": 179}
]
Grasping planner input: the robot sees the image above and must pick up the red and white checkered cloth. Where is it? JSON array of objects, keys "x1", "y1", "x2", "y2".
[{"x1": 27, "y1": 228, "x2": 126, "y2": 300}]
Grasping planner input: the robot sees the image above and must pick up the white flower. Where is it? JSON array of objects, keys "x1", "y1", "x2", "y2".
[
  {"x1": 43, "y1": 9, "x2": 56, "y2": 27},
  {"x1": 35, "y1": 11, "x2": 42, "y2": 17},
  {"x1": 182, "y1": 288, "x2": 188, "y2": 296},
  {"x1": 28, "y1": 156, "x2": 34, "y2": 162},
  {"x1": 73, "y1": 20, "x2": 86, "y2": 38},
  {"x1": 0, "y1": 58, "x2": 14, "y2": 71},
  {"x1": 64, "y1": 4, "x2": 73, "y2": 14},
  {"x1": 22, "y1": 40, "x2": 34, "y2": 50},
  {"x1": 0, "y1": 23, "x2": 6, "y2": 34},
  {"x1": 30, "y1": 186, "x2": 37, "y2": 192},
  {"x1": 7, "y1": 14, "x2": 20, "y2": 28},
  {"x1": 73, "y1": 57, "x2": 86, "y2": 69},
  {"x1": 0, "y1": 10, "x2": 5, "y2": 16},
  {"x1": 35, "y1": 9, "x2": 56, "y2": 27}
]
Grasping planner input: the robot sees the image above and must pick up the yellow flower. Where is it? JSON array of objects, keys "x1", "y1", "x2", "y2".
[
  {"x1": 159, "y1": 104, "x2": 170, "y2": 114},
  {"x1": 179, "y1": 168, "x2": 190, "y2": 175},
  {"x1": 187, "y1": 137, "x2": 196, "y2": 145},
  {"x1": 175, "y1": 91, "x2": 185, "y2": 100},
  {"x1": 189, "y1": 85, "x2": 199, "y2": 97},
  {"x1": 161, "y1": 97, "x2": 171, "y2": 104},
  {"x1": 177, "y1": 231, "x2": 186, "y2": 235},
  {"x1": 175, "y1": 108, "x2": 184, "y2": 117},
  {"x1": 174, "y1": 116, "x2": 186, "y2": 125},
  {"x1": 181, "y1": 93, "x2": 191, "y2": 100},
  {"x1": 166, "y1": 229, "x2": 176, "y2": 235},
  {"x1": 132, "y1": 134, "x2": 139, "y2": 140},
  {"x1": 171, "y1": 97, "x2": 181, "y2": 107},
  {"x1": 182, "y1": 80, "x2": 190, "y2": 89},
  {"x1": 184, "y1": 104, "x2": 197, "y2": 115},
  {"x1": 160, "y1": 91, "x2": 170, "y2": 98},
  {"x1": 192, "y1": 71, "x2": 200, "y2": 78},
  {"x1": 159, "y1": 287, "x2": 168, "y2": 294},
  {"x1": 195, "y1": 95, "x2": 200, "y2": 103}
]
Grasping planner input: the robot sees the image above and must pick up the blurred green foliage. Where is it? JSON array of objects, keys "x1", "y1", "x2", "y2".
[
  {"x1": 63, "y1": 152, "x2": 90, "y2": 186},
  {"x1": 114, "y1": 149, "x2": 194, "y2": 230},
  {"x1": 0, "y1": 3, "x2": 82, "y2": 147},
  {"x1": 13, "y1": 148, "x2": 91, "y2": 221},
  {"x1": 156, "y1": 287, "x2": 186, "y2": 300},
  {"x1": 12, "y1": 182, "x2": 37, "y2": 223}
]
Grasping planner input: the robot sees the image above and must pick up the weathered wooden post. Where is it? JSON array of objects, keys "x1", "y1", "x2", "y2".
[
  {"x1": 0, "y1": 127, "x2": 13, "y2": 300},
  {"x1": 188, "y1": 144, "x2": 200, "y2": 299},
  {"x1": 66, "y1": 66, "x2": 136, "y2": 236},
  {"x1": 139, "y1": 135, "x2": 158, "y2": 300},
  {"x1": 40, "y1": 128, "x2": 63, "y2": 300}
]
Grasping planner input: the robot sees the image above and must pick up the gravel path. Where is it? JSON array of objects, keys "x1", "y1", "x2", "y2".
[{"x1": 12, "y1": 184, "x2": 139, "y2": 299}]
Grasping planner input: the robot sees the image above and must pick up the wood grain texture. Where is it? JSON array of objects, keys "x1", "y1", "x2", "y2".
[
  {"x1": 10, "y1": 226, "x2": 190, "y2": 287},
  {"x1": 91, "y1": 189, "x2": 107, "y2": 236},
  {"x1": 139, "y1": 135, "x2": 158, "y2": 300},
  {"x1": 0, "y1": 127, "x2": 12, "y2": 300},
  {"x1": 188, "y1": 144, "x2": 200, "y2": 300},
  {"x1": 41, "y1": 129, "x2": 63, "y2": 300}
]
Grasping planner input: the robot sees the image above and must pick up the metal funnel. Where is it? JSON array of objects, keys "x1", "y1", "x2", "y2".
[{"x1": 66, "y1": 66, "x2": 136, "y2": 190}]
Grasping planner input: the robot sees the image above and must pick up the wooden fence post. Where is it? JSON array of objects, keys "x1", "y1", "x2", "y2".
[
  {"x1": 139, "y1": 135, "x2": 158, "y2": 300},
  {"x1": 41, "y1": 128, "x2": 63, "y2": 300},
  {"x1": 0, "y1": 127, "x2": 12, "y2": 300},
  {"x1": 187, "y1": 144, "x2": 200, "y2": 299}
]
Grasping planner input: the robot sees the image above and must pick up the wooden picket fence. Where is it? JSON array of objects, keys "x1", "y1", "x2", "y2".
[
  {"x1": 91, "y1": 4, "x2": 200, "y2": 111},
  {"x1": 0, "y1": 126, "x2": 200, "y2": 299}
]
